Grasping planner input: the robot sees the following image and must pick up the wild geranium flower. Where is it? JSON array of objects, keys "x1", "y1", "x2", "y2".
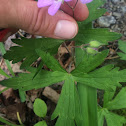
[
  {"x1": 81, "y1": 0, "x2": 93, "y2": 4},
  {"x1": 37, "y1": 0, "x2": 71, "y2": 16}
]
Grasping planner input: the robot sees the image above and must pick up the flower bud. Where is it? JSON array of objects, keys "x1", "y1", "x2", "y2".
[
  {"x1": 86, "y1": 47, "x2": 98, "y2": 54},
  {"x1": 89, "y1": 41, "x2": 102, "y2": 48}
]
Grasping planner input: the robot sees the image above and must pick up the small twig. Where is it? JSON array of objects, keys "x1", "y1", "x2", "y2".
[
  {"x1": 0, "y1": 58, "x2": 4, "y2": 67},
  {"x1": 18, "y1": 31, "x2": 24, "y2": 37},
  {"x1": 71, "y1": 44, "x2": 89, "y2": 49},
  {"x1": 43, "y1": 87, "x2": 60, "y2": 104},
  {"x1": 68, "y1": 61, "x2": 73, "y2": 73},
  {"x1": 105, "y1": 55, "x2": 119, "y2": 60},
  {"x1": 63, "y1": 42, "x2": 71, "y2": 55}
]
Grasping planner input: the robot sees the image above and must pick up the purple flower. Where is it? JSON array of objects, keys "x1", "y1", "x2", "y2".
[
  {"x1": 37, "y1": 0, "x2": 71, "y2": 16},
  {"x1": 81, "y1": 0, "x2": 93, "y2": 4}
]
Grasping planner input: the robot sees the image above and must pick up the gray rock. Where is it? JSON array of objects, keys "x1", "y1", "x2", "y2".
[
  {"x1": 113, "y1": 12, "x2": 122, "y2": 18},
  {"x1": 97, "y1": 16, "x2": 116, "y2": 27},
  {"x1": 123, "y1": 31, "x2": 126, "y2": 36},
  {"x1": 121, "y1": 6, "x2": 126, "y2": 14},
  {"x1": 111, "y1": 0, "x2": 120, "y2": 4},
  {"x1": 111, "y1": 0, "x2": 124, "y2": 4}
]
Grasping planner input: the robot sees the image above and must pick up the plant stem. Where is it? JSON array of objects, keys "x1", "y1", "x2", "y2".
[
  {"x1": 77, "y1": 84, "x2": 98, "y2": 126},
  {"x1": 19, "y1": 90, "x2": 26, "y2": 103}
]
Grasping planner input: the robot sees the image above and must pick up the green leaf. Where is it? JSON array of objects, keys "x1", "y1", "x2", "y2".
[
  {"x1": 98, "y1": 108, "x2": 106, "y2": 126},
  {"x1": 0, "y1": 87, "x2": 9, "y2": 94},
  {"x1": 0, "y1": 68, "x2": 66, "y2": 91},
  {"x1": 118, "y1": 40, "x2": 126, "y2": 60},
  {"x1": 98, "y1": 86, "x2": 126, "y2": 126},
  {"x1": 73, "y1": 49, "x2": 124, "y2": 91},
  {"x1": 34, "y1": 121, "x2": 47, "y2": 126},
  {"x1": 73, "y1": 65, "x2": 126, "y2": 91},
  {"x1": 0, "y1": 43, "x2": 15, "y2": 77},
  {"x1": 72, "y1": 0, "x2": 108, "y2": 43},
  {"x1": 1, "y1": 50, "x2": 123, "y2": 92},
  {"x1": 54, "y1": 117, "x2": 75, "y2": 126},
  {"x1": 51, "y1": 75, "x2": 81, "y2": 126},
  {"x1": 104, "y1": 111, "x2": 126, "y2": 126},
  {"x1": 36, "y1": 49, "x2": 65, "y2": 72},
  {"x1": 105, "y1": 87, "x2": 126, "y2": 110},
  {"x1": 32, "y1": 61, "x2": 43, "y2": 80},
  {"x1": 33, "y1": 98, "x2": 47, "y2": 118},
  {"x1": 98, "y1": 108, "x2": 126, "y2": 126},
  {"x1": 0, "y1": 116, "x2": 19, "y2": 126},
  {"x1": 80, "y1": 0, "x2": 106, "y2": 26},
  {"x1": 77, "y1": 84, "x2": 98, "y2": 126},
  {"x1": 0, "y1": 67, "x2": 11, "y2": 78},
  {"x1": 4, "y1": 38, "x2": 63, "y2": 69},
  {"x1": 5, "y1": 60, "x2": 15, "y2": 77},
  {"x1": 72, "y1": 50, "x2": 108, "y2": 74},
  {"x1": 103, "y1": 89, "x2": 116, "y2": 107},
  {"x1": 73, "y1": 29, "x2": 121, "y2": 45}
]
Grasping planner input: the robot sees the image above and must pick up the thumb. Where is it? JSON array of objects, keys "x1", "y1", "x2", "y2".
[{"x1": 9, "y1": 0, "x2": 78, "y2": 39}]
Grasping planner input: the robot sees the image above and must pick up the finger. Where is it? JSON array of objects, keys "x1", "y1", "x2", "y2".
[
  {"x1": 60, "y1": 0, "x2": 89, "y2": 21},
  {"x1": 9, "y1": 0, "x2": 78, "y2": 39}
]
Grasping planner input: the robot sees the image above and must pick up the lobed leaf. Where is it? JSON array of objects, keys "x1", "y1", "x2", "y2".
[
  {"x1": 0, "y1": 68, "x2": 66, "y2": 91},
  {"x1": 73, "y1": 64, "x2": 126, "y2": 90},
  {"x1": 98, "y1": 109, "x2": 126, "y2": 126},
  {"x1": 4, "y1": 38, "x2": 63, "y2": 69},
  {"x1": 73, "y1": 29, "x2": 121, "y2": 45},
  {"x1": 98, "y1": 108, "x2": 105, "y2": 126},
  {"x1": 51, "y1": 75, "x2": 81, "y2": 125},
  {"x1": 118, "y1": 40, "x2": 126, "y2": 60},
  {"x1": 36, "y1": 49, "x2": 65, "y2": 72},
  {"x1": 105, "y1": 87, "x2": 126, "y2": 110},
  {"x1": 72, "y1": 50, "x2": 108, "y2": 74},
  {"x1": 104, "y1": 111, "x2": 126, "y2": 126},
  {"x1": 103, "y1": 89, "x2": 116, "y2": 107},
  {"x1": 54, "y1": 117, "x2": 75, "y2": 126}
]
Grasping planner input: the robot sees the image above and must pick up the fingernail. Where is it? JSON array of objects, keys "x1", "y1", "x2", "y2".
[{"x1": 54, "y1": 20, "x2": 77, "y2": 39}]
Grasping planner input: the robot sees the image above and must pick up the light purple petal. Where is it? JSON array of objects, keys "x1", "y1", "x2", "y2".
[
  {"x1": 81, "y1": 0, "x2": 93, "y2": 4},
  {"x1": 48, "y1": 1, "x2": 62, "y2": 16},
  {"x1": 37, "y1": 0, "x2": 54, "y2": 8}
]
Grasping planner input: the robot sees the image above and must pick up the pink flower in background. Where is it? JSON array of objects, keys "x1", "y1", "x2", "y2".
[
  {"x1": 81, "y1": 0, "x2": 93, "y2": 4},
  {"x1": 37, "y1": 0, "x2": 71, "y2": 16}
]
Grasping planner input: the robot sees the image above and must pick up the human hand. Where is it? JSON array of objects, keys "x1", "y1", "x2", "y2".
[{"x1": 0, "y1": 0, "x2": 89, "y2": 39}]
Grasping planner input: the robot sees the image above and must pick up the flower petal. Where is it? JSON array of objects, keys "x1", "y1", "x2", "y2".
[
  {"x1": 37, "y1": 0, "x2": 54, "y2": 8},
  {"x1": 48, "y1": 1, "x2": 62, "y2": 16},
  {"x1": 81, "y1": 0, "x2": 93, "y2": 4}
]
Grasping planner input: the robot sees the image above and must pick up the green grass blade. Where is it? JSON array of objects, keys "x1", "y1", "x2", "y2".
[
  {"x1": 0, "y1": 43, "x2": 25, "y2": 102},
  {"x1": 0, "y1": 67, "x2": 11, "y2": 78},
  {"x1": 5, "y1": 59, "x2": 15, "y2": 77},
  {"x1": 0, "y1": 116, "x2": 19, "y2": 126},
  {"x1": 0, "y1": 87, "x2": 9, "y2": 94},
  {"x1": 0, "y1": 43, "x2": 15, "y2": 77}
]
